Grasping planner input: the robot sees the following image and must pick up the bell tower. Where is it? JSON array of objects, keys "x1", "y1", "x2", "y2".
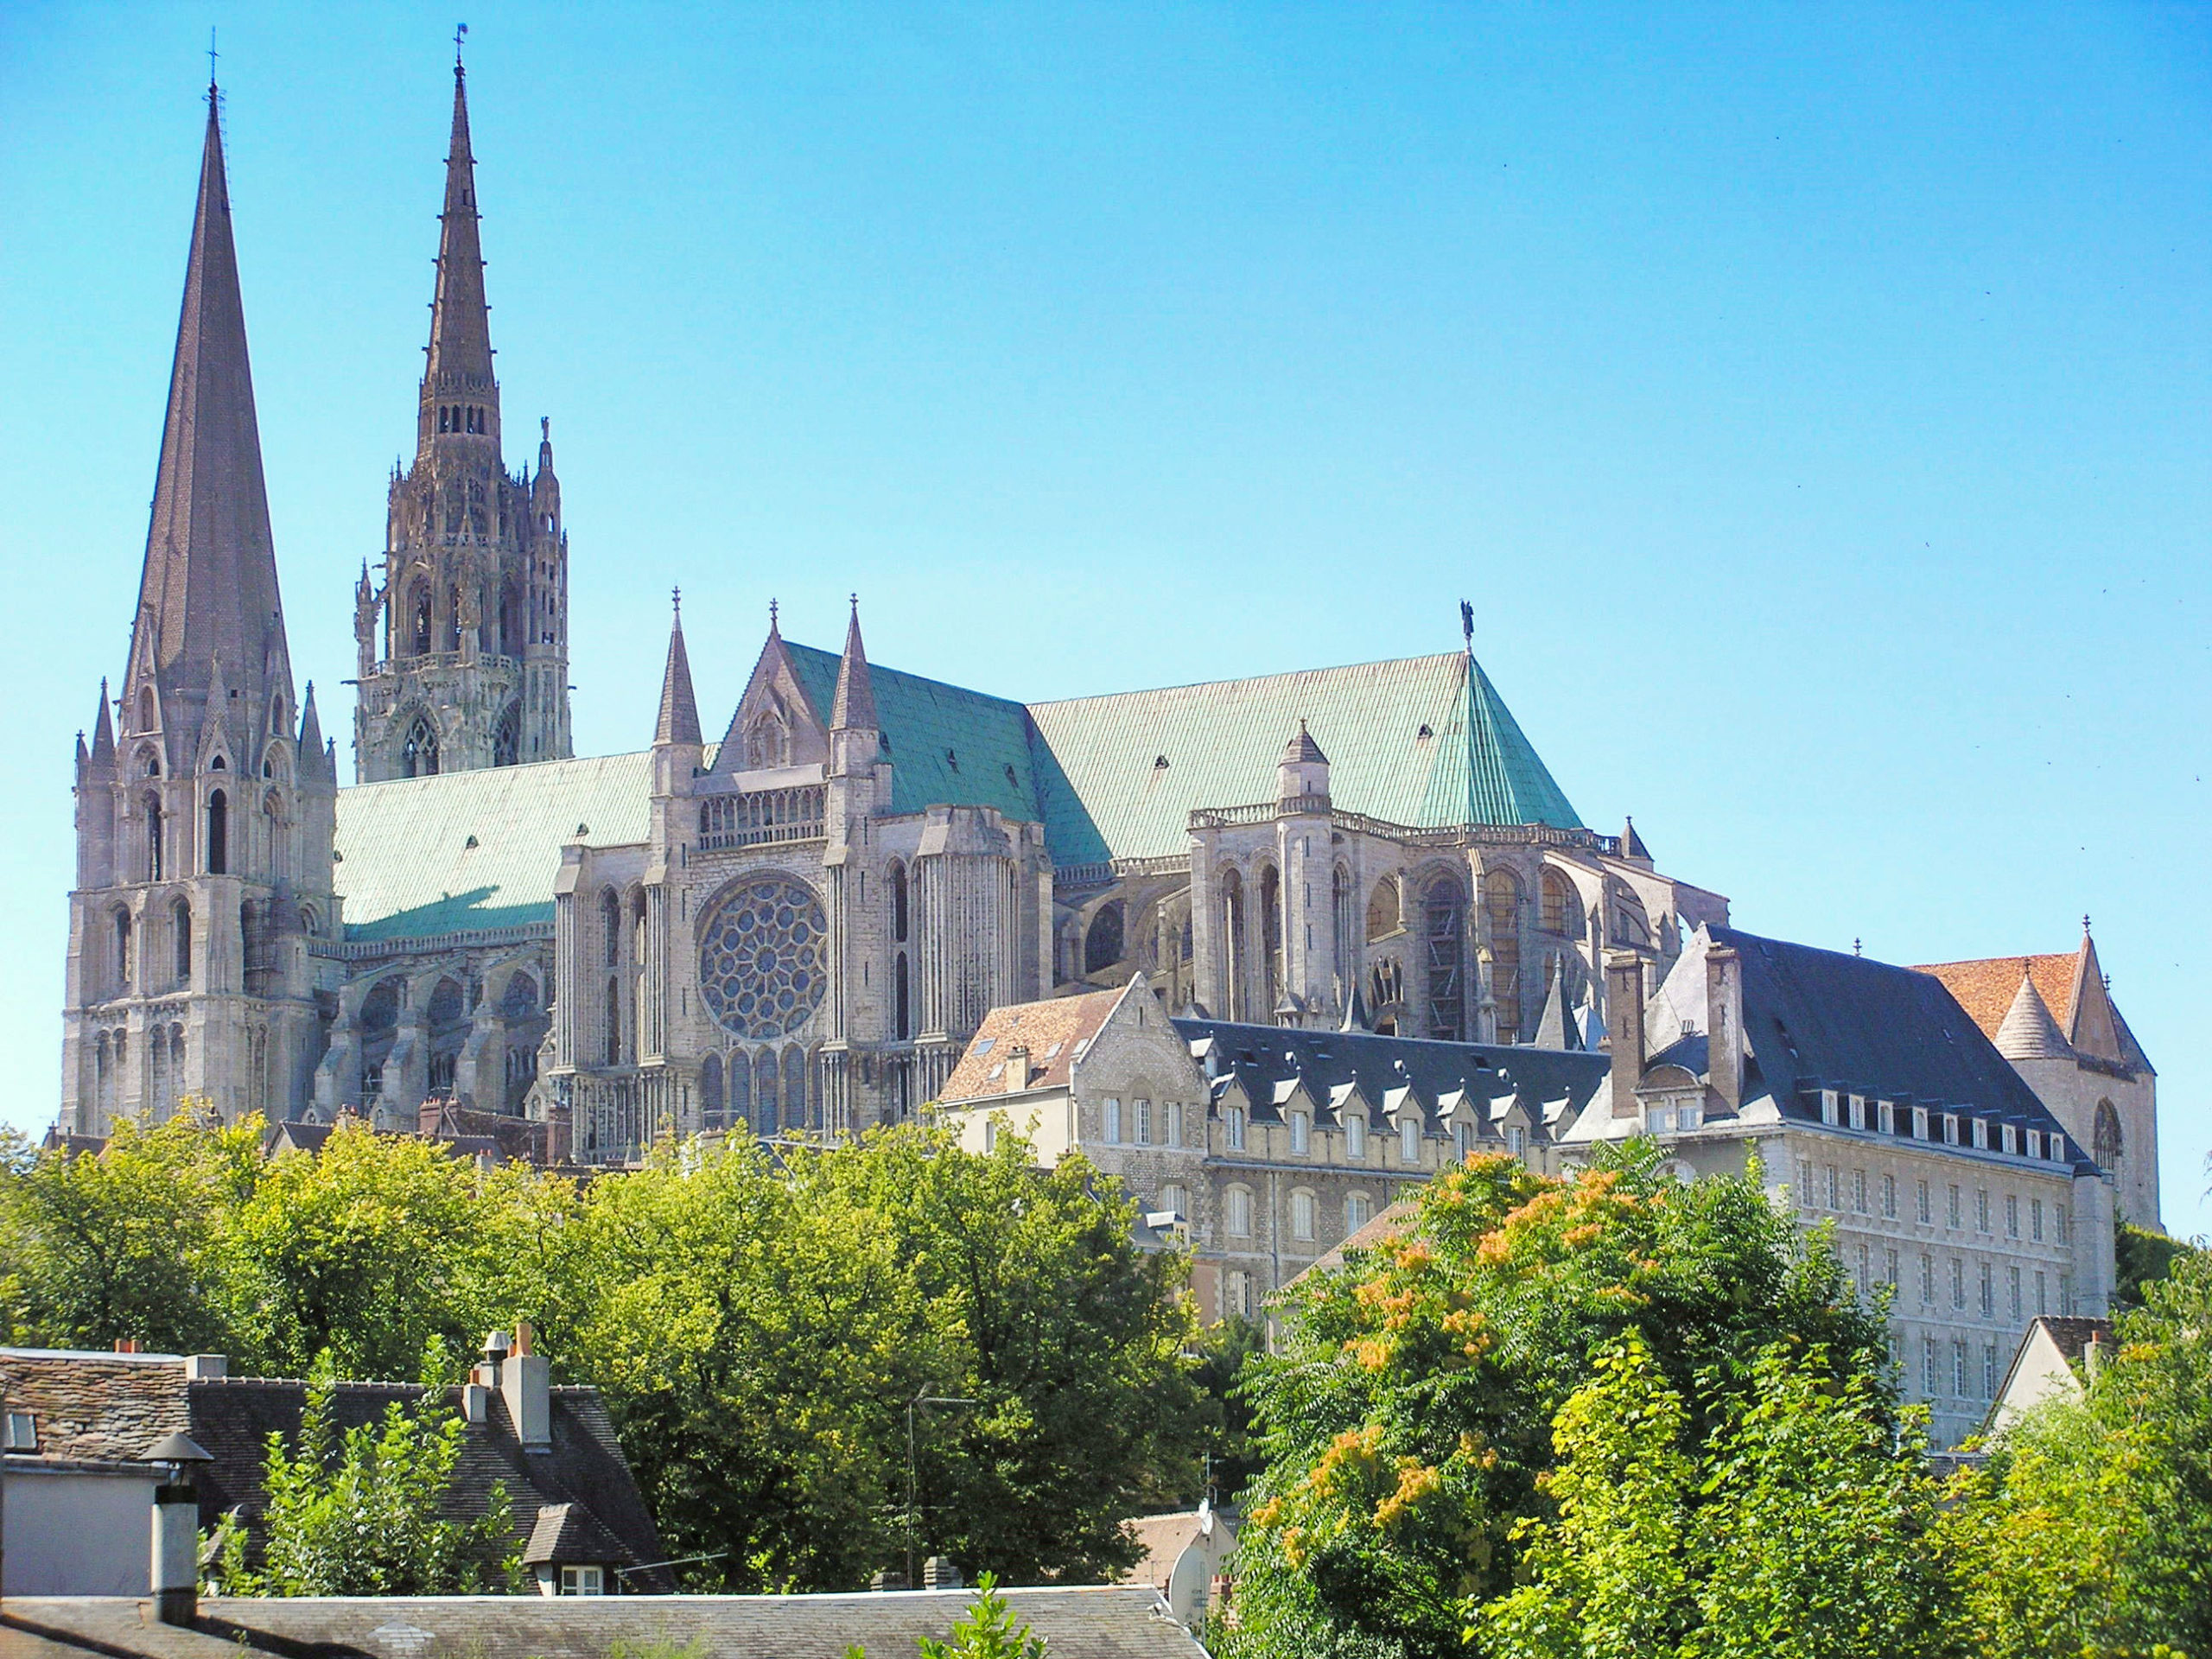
[
  {"x1": 63, "y1": 83, "x2": 337, "y2": 1132},
  {"x1": 353, "y1": 47, "x2": 572, "y2": 782}
]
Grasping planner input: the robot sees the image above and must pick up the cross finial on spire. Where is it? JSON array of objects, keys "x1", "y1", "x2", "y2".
[
  {"x1": 769, "y1": 598, "x2": 779, "y2": 631},
  {"x1": 207, "y1": 27, "x2": 219, "y2": 92},
  {"x1": 671, "y1": 585, "x2": 682, "y2": 616},
  {"x1": 849, "y1": 592, "x2": 859, "y2": 616},
  {"x1": 2083, "y1": 913, "x2": 2093, "y2": 936},
  {"x1": 454, "y1": 21, "x2": 468, "y2": 70}
]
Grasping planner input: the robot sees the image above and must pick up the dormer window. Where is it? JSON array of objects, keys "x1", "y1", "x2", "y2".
[
  {"x1": 1224, "y1": 1107, "x2": 1246, "y2": 1150},
  {"x1": 559, "y1": 1566, "x2": 604, "y2": 1596},
  {"x1": 1820, "y1": 1090, "x2": 1840, "y2": 1127},
  {"x1": 1399, "y1": 1116, "x2": 1421, "y2": 1165},
  {"x1": 1346, "y1": 1113, "x2": 1366, "y2": 1160},
  {"x1": 1289, "y1": 1110, "x2": 1310, "y2": 1154}
]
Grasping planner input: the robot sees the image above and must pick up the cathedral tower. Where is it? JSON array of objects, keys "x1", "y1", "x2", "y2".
[
  {"x1": 64, "y1": 86, "x2": 337, "y2": 1133},
  {"x1": 353, "y1": 50, "x2": 572, "y2": 781}
]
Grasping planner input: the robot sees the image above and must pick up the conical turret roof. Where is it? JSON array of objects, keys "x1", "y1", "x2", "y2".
[
  {"x1": 1993, "y1": 969, "x2": 2072, "y2": 1061},
  {"x1": 125, "y1": 88, "x2": 290, "y2": 741}
]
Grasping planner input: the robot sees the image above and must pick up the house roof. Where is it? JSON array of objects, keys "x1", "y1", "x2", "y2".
[
  {"x1": 1300, "y1": 1197, "x2": 1421, "y2": 1278},
  {"x1": 1707, "y1": 926, "x2": 2099, "y2": 1174},
  {"x1": 0, "y1": 1351, "x2": 666, "y2": 1590},
  {"x1": 0, "y1": 1586, "x2": 1205, "y2": 1659},
  {"x1": 940, "y1": 986, "x2": 1127, "y2": 1101},
  {"x1": 1916, "y1": 936, "x2": 2151, "y2": 1073},
  {"x1": 524, "y1": 1501, "x2": 633, "y2": 1567},
  {"x1": 335, "y1": 643, "x2": 1582, "y2": 941},
  {"x1": 1173, "y1": 1018, "x2": 1606, "y2": 1133}
]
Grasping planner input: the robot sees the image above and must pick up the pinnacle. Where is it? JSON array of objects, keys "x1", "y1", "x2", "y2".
[
  {"x1": 830, "y1": 599, "x2": 877, "y2": 732},
  {"x1": 655, "y1": 602, "x2": 702, "y2": 747}
]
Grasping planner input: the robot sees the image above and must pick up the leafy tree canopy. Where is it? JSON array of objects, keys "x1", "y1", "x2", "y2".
[{"x1": 1223, "y1": 1142, "x2": 1908, "y2": 1659}]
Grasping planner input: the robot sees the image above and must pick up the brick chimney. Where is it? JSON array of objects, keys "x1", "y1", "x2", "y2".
[
  {"x1": 503, "y1": 1320, "x2": 550, "y2": 1450},
  {"x1": 1706, "y1": 944, "x2": 1743, "y2": 1114},
  {"x1": 1605, "y1": 952, "x2": 1647, "y2": 1120},
  {"x1": 1002, "y1": 1046, "x2": 1031, "y2": 1093}
]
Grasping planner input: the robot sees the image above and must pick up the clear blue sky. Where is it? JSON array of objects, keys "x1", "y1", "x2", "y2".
[{"x1": 2, "y1": 3, "x2": 2205, "y2": 1236}]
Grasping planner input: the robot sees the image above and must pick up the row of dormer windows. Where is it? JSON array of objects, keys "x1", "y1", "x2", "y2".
[{"x1": 1817, "y1": 1088, "x2": 2067, "y2": 1166}]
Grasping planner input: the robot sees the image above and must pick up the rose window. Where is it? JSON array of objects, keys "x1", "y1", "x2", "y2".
[{"x1": 698, "y1": 877, "x2": 827, "y2": 1039}]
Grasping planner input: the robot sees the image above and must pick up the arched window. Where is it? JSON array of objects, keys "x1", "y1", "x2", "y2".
[
  {"x1": 113, "y1": 909, "x2": 133, "y2": 995},
  {"x1": 783, "y1": 1046, "x2": 807, "y2": 1133},
  {"x1": 744, "y1": 711, "x2": 789, "y2": 770},
  {"x1": 1484, "y1": 869, "x2": 1522, "y2": 1043},
  {"x1": 601, "y1": 889, "x2": 622, "y2": 967},
  {"x1": 1289, "y1": 1188, "x2": 1317, "y2": 1242},
  {"x1": 700, "y1": 1054, "x2": 723, "y2": 1129},
  {"x1": 1259, "y1": 866, "x2": 1282, "y2": 1012},
  {"x1": 409, "y1": 582, "x2": 433, "y2": 656},
  {"x1": 143, "y1": 792, "x2": 163, "y2": 881},
  {"x1": 1332, "y1": 863, "x2": 1354, "y2": 978},
  {"x1": 604, "y1": 976, "x2": 621, "y2": 1066},
  {"x1": 499, "y1": 582, "x2": 524, "y2": 658},
  {"x1": 1366, "y1": 874, "x2": 1400, "y2": 943},
  {"x1": 1084, "y1": 900, "x2": 1125, "y2": 976},
  {"x1": 754, "y1": 1049, "x2": 780, "y2": 1135},
  {"x1": 499, "y1": 972, "x2": 541, "y2": 1020},
  {"x1": 493, "y1": 703, "x2": 520, "y2": 767},
  {"x1": 889, "y1": 861, "x2": 908, "y2": 944},
  {"x1": 894, "y1": 952, "x2": 911, "y2": 1042},
  {"x1": 1423, "y1": 874, "x2": 1466, "y2": 1041},
  {"x1": 445, "y1": 586, "x2": 463, "y2": 653},
  {"x1": 728, "y1": 1051, "x2": 752, "y2": 1129},
  {"x1": 205, "y1": 789, "x2": 227, "y2": 875},
  {"x1": 401, "y1": 716, "x2": 439, "y2": 778},
  {"x1": 632, "y1": 890, "x2": 649, "y2": 970},
  {"x1": 263, "y1": 790, "x2": 285, "y2": 880},
  {"x1": 2094, "y1": 1100, "x2": 2122, "y2": 1172},
  {"x1": 1540, "y1": 868, "x2": 1575, "y2": 937},
  {"x1": 173, "y1": 900, "x2": 192, "y2": 987},
  {"x1": 1219, "y1": 868, "x2": 1244, "y2": 1020},
  {"x1": 137, "y1": 686, "x2": 156, "y2": 731},
  {"x1": 1225, "y1": 1185, "x2": 1254, "y2": 1238}
]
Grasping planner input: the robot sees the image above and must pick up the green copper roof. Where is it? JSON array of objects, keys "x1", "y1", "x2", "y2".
[
  {"x1": 336, "y1": 645, "x2": 1580, "y2": 942},
  {"x1": 1027, "y1": 651, "x2": 1582, "y2": 861},
  {"x1": 783, "y1": 643, "x2": 1039, "y2": 823},
  {"x1": 335, "y1": 752, "x2": 652, "y2": 940}
]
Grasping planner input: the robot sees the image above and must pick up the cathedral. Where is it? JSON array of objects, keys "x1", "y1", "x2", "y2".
[
  {"x1": 59, "y1": 52, "x2": 2158, "y2": 1347},
  {"x1": 60, "y1": 60, "x2": 1727, "y2": 1156}
]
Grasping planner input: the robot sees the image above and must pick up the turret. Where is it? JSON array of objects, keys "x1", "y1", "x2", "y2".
[
  {"x1": 1277, "y1": 719, "x2": 1329, "y2": 807},
  {"x1": 652, "y1": 593, "x2": 703, "y2": 794},
  {"x1": 828, "y1": 596, "x2": 880, "y2": 778}
]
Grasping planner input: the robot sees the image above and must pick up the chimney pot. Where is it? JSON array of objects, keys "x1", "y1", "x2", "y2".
[
  {"x1": 183, "y1": 1354, "x2": 227, "y2": 1381},
  {"x1": 923, "y1": 1555, "x2": 964, "y2": 1591}
]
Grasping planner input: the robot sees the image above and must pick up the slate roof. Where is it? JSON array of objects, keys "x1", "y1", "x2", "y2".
[
  {"x1": 337, "y1": 643, "x2": 1581, "y2": 941},
  {"x1": 1711, "y1": 925, "x2": 2100, "y2": 1175},
  {"x1": 0, "y1": 1352, "x2": 666, "y2": 1590},
  {"x1": 1173, "y1": 1018, "x2": 1606, "y2": 1133},
  {"x1": 0, "y1": 1587, "x2": 1202, "y2": 1659},
  {"x1": 940, "y1": 986, "x2": 1128, "y2": 1100}
]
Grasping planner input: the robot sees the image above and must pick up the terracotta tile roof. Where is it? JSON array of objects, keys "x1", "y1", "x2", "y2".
[
  {"x1": 1298, "y1": 1198, "x2": 1420, "y2": 1280},
  {"x1": 1120, "y1": 1510, "x2": 1214, "y2": 1592},
  {"x1": 940, "y1": 986, "x2": 1126, "y2": 1103},
  {"x1": 1916, "y1": 953, "x2": 2082, "y2": 1041}
]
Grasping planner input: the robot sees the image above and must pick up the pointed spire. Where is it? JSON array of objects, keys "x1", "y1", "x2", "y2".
[
  {"x1": 423, "y1": 54, "x2": 494, "y2": 404},
  {"x1": 298, "y1": 682, "x2": 331, "y2": 781},
  {"x1": 1994, "y1": 968, "x2": 2072, "y2": 1062},
  {"x1": 830, "y1": 595, "x2": 877, "y2": 732},
  {"x1": 127, "y1": 86, "x2": 289, "y2": 747},
  {"x1": 1339, "y1": 976, "x2": 1370, "y2": 1033},
  {"x1": 1281, "y1": 718, "x2": 1327, "y2": 766},
  {"x1": 656, "y1": 591, "x2": 702, "y2": 747},
  {"x1": 1532, "y1": 957, "x2": 1577, "y2": 1050},
  {"x1": 89, "y1": 680, "x2": 117, "y2": 769},
  {"x1": 2066, "y1": 923, "x2": 2124, "y2": 1061},
  {"x1": 1621, "y1": 815, "x2": 1651, "y2": 862}
]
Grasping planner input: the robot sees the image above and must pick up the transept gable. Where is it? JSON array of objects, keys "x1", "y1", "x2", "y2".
[{"x1": 712, "y1": 626, "x2": 828, "y2": 778}]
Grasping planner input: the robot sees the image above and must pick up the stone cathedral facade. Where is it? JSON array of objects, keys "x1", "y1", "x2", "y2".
[{"x1": 58, "y1": 57, "x2": 2154, "y2": 1285}]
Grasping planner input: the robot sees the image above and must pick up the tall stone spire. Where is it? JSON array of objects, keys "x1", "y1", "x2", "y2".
[
  {"x1": 830, "y1": 597, "x2": 878, "y2": 732},
  {"x1": 419, "y1": 53, "x2": 497, "y2": 452},
  {"x1": 123, "y1": 85, "x2": 290, "y2": 753},
  {"x1": 655, "y1": 593, "x2": 702, "y2": 747}
]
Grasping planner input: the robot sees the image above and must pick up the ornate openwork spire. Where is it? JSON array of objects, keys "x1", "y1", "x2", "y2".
[{"x1": 423, "y1": 54, "x2": 495, "y2": 410}]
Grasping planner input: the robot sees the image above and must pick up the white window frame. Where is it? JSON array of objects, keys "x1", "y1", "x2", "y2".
[
  {"x1": 1346, "y1": 1192, "x2": 1373, "y2": 1230},
  {"x1": 1346, "y1": 1113, "x2": 1366, "y2": 1160},
  {"x1": 1400, "y1": 1116, "x2": 1421, "y2": 1165},
  {"x1": 1226, "y1": 1186, "x2": 1254, "y2": 1238},
  {"x1": 1912, "y1": 1105, "x2": 1929, "y2": 1141},
  {"x1": 1103, "y1": 1097, "x2": 1122, "y2": 1144},
  {"x1": 561, "y1": 1566, "x2": 604, "y2": 1596},
  {"x1": 1224, "y1": 1107, "x2": 1245, "y2": 1151},
  {"x1": 1290, "y1": 1188, "x2": 1317, "y2": 1242},
  {"x1": 1289, "y1": 1110, "x2": 1310, "y2": 1154},
  {"x1": 1135, "y1": 1098, "x2": 1154, "y2": 1146}
]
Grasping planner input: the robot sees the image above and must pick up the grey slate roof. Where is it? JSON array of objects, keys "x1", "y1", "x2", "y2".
[
  {"x1": 0, "y1": 1587, "x2": 1204, "y2": 1659},
  {"x1": 1712, "y1": 925, "x2": 2100, "y2": 1175},
  {"x1": 1173, "y1": 1017, "x2": 1607, "y2": 1133},
  {"x1": 0, "y1": 1353, "x2": 667, "y2": 1591}
]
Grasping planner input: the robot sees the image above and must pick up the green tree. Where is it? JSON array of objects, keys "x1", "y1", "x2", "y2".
[
  {"x1": 212, "y1": 1344, "x2": 521, "y2": 1595},
  {"x1": 555, "y1": 1124, "x2": 1204, "y2": 1592},
  {"x1": 1224, "y1": 1144, "x2": 1904, "y2": 1659},
  {"x1": 0, "y1": 1108, "x2": 263, "y2": 1353},
  {"x1": 221, "y1": 1117, "x2": 578, "y2": 1377},
  {"x1": 1946, "y1": 1245, "x2": 2212, "y2": 1657},
  {"x1": 842, "y1": 1574, "x2": 1050, "y2": 1659}
]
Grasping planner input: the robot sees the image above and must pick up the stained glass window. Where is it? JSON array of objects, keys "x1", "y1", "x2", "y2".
[{"x1": 699, "y1": 878, "x2": 827, "y2": 1039}]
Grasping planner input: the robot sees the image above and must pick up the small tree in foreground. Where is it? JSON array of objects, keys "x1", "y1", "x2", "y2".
[
  {"x1": 842, "y1": 1574, "x2": 1049, "y2": 1659},
  {"x1": 211, "y1": 1346, "x2": 520, "y2": 1595}
]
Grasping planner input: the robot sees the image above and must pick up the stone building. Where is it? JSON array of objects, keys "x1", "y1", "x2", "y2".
[
  {"x1": 1916, "y1": 926, "x2": 2160, "y2": 1230},
  {"x1": 1568, "y1": 922, "x2": 2119, "y2": 1449},
  {"x1": 933, "y1": 976, "x2": 1607, "y2": 1320}
]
